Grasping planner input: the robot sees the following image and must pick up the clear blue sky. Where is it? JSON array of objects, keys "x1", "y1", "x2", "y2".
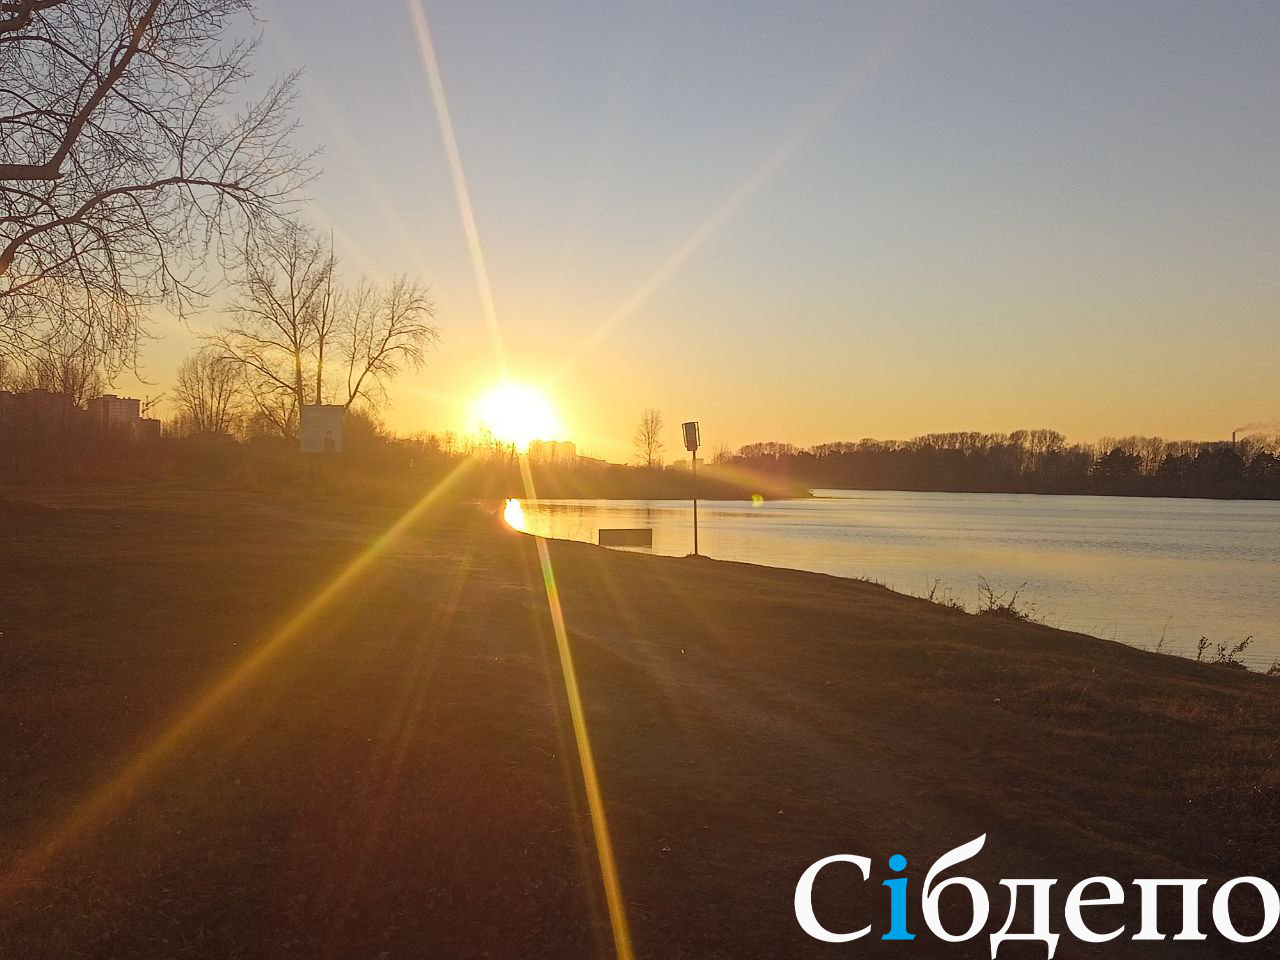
[{"x1": 138, "y1": 1, "x2": 1280, "y2": 460}]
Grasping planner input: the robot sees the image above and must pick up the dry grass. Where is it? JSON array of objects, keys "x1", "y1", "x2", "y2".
[{"x1": 1, "y1": 484, "x2": 1277, "y2": 958}]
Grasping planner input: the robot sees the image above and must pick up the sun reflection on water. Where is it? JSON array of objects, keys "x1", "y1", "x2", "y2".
[{"x1": 503, "y1": 497, "x2": 527, "y2": 532}]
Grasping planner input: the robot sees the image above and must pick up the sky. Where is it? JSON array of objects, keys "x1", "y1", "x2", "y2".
[{"x1": 127, "y1": 1, "x2": 1280, "y2": 462}]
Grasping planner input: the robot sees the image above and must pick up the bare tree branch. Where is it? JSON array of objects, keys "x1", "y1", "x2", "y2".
[
  {"x1": 0, "y1": 1, "x2": 66, "y2": 37},
  {"x1": 1, "y1": 0, "x2": 312, "y2": 375}
]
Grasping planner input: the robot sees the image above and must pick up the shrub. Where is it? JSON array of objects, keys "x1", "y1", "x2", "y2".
[{"x1": 975, "y1": 578, "x2": 1038, "y2": 623}]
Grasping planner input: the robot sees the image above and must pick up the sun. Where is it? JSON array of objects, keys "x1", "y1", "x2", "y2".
[{"x1": 471, "y1": 382, "x2": 561, "y2": 452}]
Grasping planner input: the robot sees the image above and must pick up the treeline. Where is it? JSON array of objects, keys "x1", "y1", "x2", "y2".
[
  {"x1": 7, "y1": 397, "x2": 1275, "y2": 502},
  {"x1": 722, "y1": 429, "x2": 1280, "y2": 500},
  {"x1": 0, "y1": 391, "x2": 801, "y2": 501}
]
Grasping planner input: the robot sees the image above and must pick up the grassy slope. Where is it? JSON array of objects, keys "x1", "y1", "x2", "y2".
[{"x1": 0, "y1": 486, "x2": 1276, "y2": 959}]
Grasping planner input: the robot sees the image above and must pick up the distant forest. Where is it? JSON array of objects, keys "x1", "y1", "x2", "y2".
[{"x1": 720, "y1": 430, "x2": 1280, "y2": 500}]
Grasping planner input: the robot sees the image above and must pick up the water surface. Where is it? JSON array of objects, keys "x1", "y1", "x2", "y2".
[{"x1": 508, "y1": 490, "x2": 1280, "y2": 666}]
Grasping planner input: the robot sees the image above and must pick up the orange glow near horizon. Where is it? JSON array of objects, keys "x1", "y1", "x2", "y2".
[{"x1": 471, "y1": 382, "x2": 562, "y2": 452}]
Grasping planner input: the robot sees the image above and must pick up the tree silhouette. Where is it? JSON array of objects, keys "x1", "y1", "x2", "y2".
[
  {"x1": 173, "y1": 349, "x2": 243, "y2": 435},
  {"x1": 719, "y1": 429, "x2": 1280, "y2": 500},
  {"x1": 633, "y1": 407, "x2": 664, "y2": 468},
  {"x1": 209, "y1": 220, "x2": 437, "y2": 436},
  {"x1": 13, "y1": 336, "x2": 103, "y2": 405}
]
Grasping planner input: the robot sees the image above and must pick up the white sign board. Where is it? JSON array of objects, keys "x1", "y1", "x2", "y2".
[{"x1": 300, "y1": 404, "x2": 344, "y2": 454}]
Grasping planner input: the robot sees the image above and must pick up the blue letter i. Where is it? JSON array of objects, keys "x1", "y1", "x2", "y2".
[{"x1": 881, "y1": 854, "x2": 915, "y2": 940}]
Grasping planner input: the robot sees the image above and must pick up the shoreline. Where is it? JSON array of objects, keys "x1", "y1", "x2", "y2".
[{"x1": 510, "y1": 492, "x2": 1280, "y2": 669}]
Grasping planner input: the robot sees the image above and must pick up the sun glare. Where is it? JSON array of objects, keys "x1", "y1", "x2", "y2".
[
  {"x1": 472, "y1": 383, "x2": 561, "y2": 452},
  {"x1": 503, "y1": 497, "x2": 527, "y2": 532}
]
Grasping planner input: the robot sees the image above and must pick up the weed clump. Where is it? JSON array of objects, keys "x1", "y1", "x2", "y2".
[
  {"x1": 975, "y1": 578, "x2": 1038, "y2": 623},
  {"x1": 1194, "y1": 636, "x2": 1254, "y2": 671},
  {"x1": 925, "y1": 578, "x2": 967, "y2": 613}
]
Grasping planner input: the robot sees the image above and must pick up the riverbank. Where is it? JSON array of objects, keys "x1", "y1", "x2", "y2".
[
  {"x1": 1, "y1": 485, "x2": 1276, "y2": 957},
  {"x1": 514, "y1": 489, "x2": 1280, "y2": 669}
]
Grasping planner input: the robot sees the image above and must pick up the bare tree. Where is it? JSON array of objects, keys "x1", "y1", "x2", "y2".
[
  {"x1": 173, "y1": 348, "x2": 242, "y2": 434},
  {"x1": 0, "y1": 0, "x2": 309, "y2": 375},
  {"x1": 633, "y1": 407, "x2": 664, "y2": 468},
  {"x1": 210, "y1": 221, "x2": 437, "y2": 434},
  {"x1": 14, "y1": 335, "x2": 104, "y2": 405},
  {"x1": 209, "y1": 221, "x2": 335, "y2": 435},
  {"x1": 339, "y1": 276, "x2": 436, "y2": 409}
]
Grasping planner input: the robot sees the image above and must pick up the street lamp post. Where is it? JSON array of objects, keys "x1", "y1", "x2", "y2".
[{"x1": 682, "y1": 421, "x2": 701, "y2": 556}]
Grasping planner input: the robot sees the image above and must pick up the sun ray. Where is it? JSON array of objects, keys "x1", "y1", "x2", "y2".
[
  {"x1": 543, "y1": 8, "x2": 649, "y2": 313},
  {"x1": 517, "y1": 456, "x2": 635, "y2": 960},
  {"x1": 261, "y1": 0, "x2": 433, "y2": 282},
  {"x1": 406, "y1": 0, "x2": 508, "y2": 375},
  {"x1": 0, "y1": 458, "x2": 478, "y2": 901},
  {"x1": 550, "y1": 3, "x2": 926, "y2": 383},
  {"x1": 322, "y1": 526, "x2": 485, "y2": 950},
  {"x1": 567, "y1": 544, "x2": 710, "y2": 757},
  {"x1": 404, "y1": 7, "x2": 634, "y2": 954}
]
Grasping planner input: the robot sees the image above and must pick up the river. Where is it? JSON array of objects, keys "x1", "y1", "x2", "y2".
[{"x1": 505, "y1": 490, "x2": 1280, "y2": 666}]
